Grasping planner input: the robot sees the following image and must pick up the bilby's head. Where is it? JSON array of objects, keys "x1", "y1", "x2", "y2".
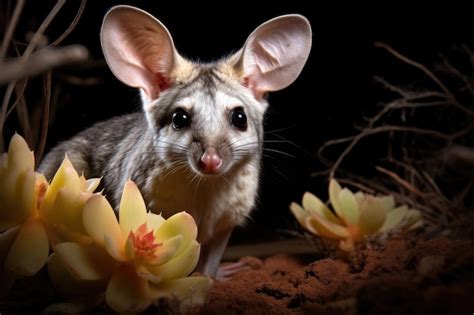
[{"x1": 100, "y1": 6, "x2": 311, "y2": 177}]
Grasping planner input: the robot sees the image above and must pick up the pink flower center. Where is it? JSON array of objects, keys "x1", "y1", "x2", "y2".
[
  {"x1": 128, "y1": 223, "x2": 162, "y2": 260},
  {"x1": 36, "y1": 181, "x2": 47, "y2": 210}
]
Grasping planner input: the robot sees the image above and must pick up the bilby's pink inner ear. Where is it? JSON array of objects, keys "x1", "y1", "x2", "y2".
[
  {"x1": 236, "y1": 15, "x2": 312, "y2": 99},
  {"x1": 100, "y1": 5, "x2": 177, "y2": 100}
]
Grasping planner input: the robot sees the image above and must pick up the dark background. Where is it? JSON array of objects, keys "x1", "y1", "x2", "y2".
[{"x1": 3, "y1": 1, "x2": 473, "y2": 242}]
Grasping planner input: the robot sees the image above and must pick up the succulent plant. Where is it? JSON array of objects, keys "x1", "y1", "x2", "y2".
[
  {"x1": 49, "y1": 179, "x2": 213, "y2": 313},
  {"x1": 0, "y1": 134, "x2": 212, "y2": 312},
  {"x1": 0, "y1": 134, "x2": 100, "y2": 279},
  {"x1": 290, "y1": 179, "x2": 423, "y2": 251}
]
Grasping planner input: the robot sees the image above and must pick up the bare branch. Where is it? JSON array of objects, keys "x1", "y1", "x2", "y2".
[
  {"x1": 0, "y1": 0, "x2": 68, "y2": 151},
  {"x1": 420, "y1": 170, "x2": 448, "y2": 200},
  {"x1": 321, "y1": 125, "x2": 465, "y2": 179},
  {"x1": 0, "y1": 45, "x2": 89, "y2": 84},
  {"x1": 374, "y1": 54, "x2": 474, "y2": 120},
  {"x1": 375, "y1": 42, "x2": 457, "y2": 101},
  {"x1": 373, "y1": 76, "x2": 409, "y2": 97},
  {"x1": 52, "y1": 0, "x2": 87, "y2": 46},
  {"x1": 22, "y1": 0, "x2": 66, "y2": 58},
  {"x1": 375, "y1": 166, "x2": 427, "y2": 197},
  {"x1": 374, "y1": 77, "x2": 449, "y2": 101},
  {"x1": 440, "y1": 56, "x2": 474, "y2": 96},
  {"x1": 6, "y1": 80, "x2": 27, "y2": 120},
  {"x1": 316, "y1": 43, "x2": 473, "y2": 236},
  {"x1": 0, "y1": 0, "x2": 24, "y2": 61},
  {"x1": 13, "y1": 80, "x2": 32, "y2": 146},
  {"x1": 35, "y1": 71, "x2": 52, "y2": 163}
]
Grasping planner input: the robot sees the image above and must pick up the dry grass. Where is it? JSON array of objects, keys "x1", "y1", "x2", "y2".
[
  {"x1": 316, "y1": 42, "x2": 474, "y2": 235},
  {"x1": 0, "y1": 0, "x2": 88, "y2": 161}
]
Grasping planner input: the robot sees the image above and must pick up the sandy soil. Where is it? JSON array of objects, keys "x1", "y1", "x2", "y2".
[
  {"x1": 1, "y1": 237, "x2": 473, "y2": 314},
  {"x1": 197, "y1": 238, "x2": 474, "y2": 315}
]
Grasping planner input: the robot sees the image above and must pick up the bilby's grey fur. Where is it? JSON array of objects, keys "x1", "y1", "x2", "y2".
[
  {"x1": 39, "y1": 5, "x2": 312, "y2": 277},
  {"x1": 40, "y1": 67, "x2": 263, "y2": 241}
]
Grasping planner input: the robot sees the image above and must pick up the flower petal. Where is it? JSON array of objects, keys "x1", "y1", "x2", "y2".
[
  {"x1": 47, "y1": 223, "x2": 92, "y2": 246},
  {"x1": 125, "y1": 233, "x2": 135, "y2": 261},
  {"x1": 358, "y1": 197, "x2": 387, "y2": 236},
  {"x1": 0, "y1": 225, "x2": 21, "y2": 297},
  {"x1": 378, "y1": 205, "x2": 408, "y2": 233},
  {"x1": 377, "y1": 195, "x2": 395, "y2": 212},
  {"x1": 329, "y1": 179, "x2": 343, "y2": 218},
  {"x1": 104, "y1": 234, "x2": 127, "y2": 262},
  {"x1": 83, "y1": 195, "x2": 124, "y2": 259},
  {"x1": 0, "y1": 217, "x2": 22, "y2": 234},
  {"x1": 0, "y1": 170, "x2": 34, "y2": 231},
  {"x1": 305, "y1": 215, "x2": 350, "y2": 239},
  {"x1": 20, "y1": 169, "x2": 37, "y2": 218},
  {"x1": 135, "y1": 264, "x2": 161, "y2": 283},
  {"x1": 147, "y1": 235, "x2": 183, "y2": 266},
  {"x1": 337, "y1": 188, "x2": 359, "y2": 225},
  {"x1": 149, "y1": 277, "x2": 214, "y2": 312},
  {"x1": 40, "y1": 156, "x2": 81, "y2": 214},
  {"x1": 155, "y1": 212, "x2": 198, "y2": 253},
  {"x1": 54, "y1": 242, "x2": 116, "y2": 280},
  {"x1": 7, "y1": 134, "x2": 34, "y2": 173},
  {"x1": 119, "y1": 180, "x2": 147, "y2": 237},
  {"x1": 106, "y1": 264, "x2": 150, "y2": 313},
  {"x1": 354, "y1": 191, "x2": 365, "y2": 206},
  {"x1": 5, "y1": 218, "x2": 49, "y2": 276},
  {"x1": 35, "y1": 172, "x2": 48, "y2": 200},
  {"x1": 1, "y1": 169, "x2": 22, "y2": 205},
  {"x1": 85, "y1": 178, "x2": 101, "y2": 193},
  {"x1": 146, "y1": 212, "x2": 165, "y2": 231},
  {"x1": 0, "y1": 225, "x2": 20, "y2": 268},
  {"x1": 0, "y1": 225, "x2": 19, "y2": 293},
  {"x1": 302, "y1": 192, "x2": 342, "y2": 224},
  {"x1": 289, "y1": 202, "x2": 310, "y2": 229},
  {"x1": 147, "y1": 240, "x2": 200, "y2": 282},
  {"x1": 404, "y1": 209, "x2": 423, "y2": 231},
  {"x1": 43, "y1": 188, "x2": 85, "y2": 236},
  {"x1": 48, "y1": 253, "x2": 107, "y2": 299}
]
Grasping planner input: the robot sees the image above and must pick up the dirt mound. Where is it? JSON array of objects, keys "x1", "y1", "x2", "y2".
[
  {"x1": 199, "y1": 238, "x2": 474, "y2": 315},
  {"x1": 2, "y1": 238, "x2": 473, "y2": 314}
]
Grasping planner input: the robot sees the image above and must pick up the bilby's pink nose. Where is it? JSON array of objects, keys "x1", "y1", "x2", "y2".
[{"x1": 199, "y1": 147, "x2": 223, "y2": 174}]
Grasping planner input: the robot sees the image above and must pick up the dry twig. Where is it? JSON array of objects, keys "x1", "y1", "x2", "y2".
[
  {"x1": 316, "y1": 42, "x2": 473, "y2": 232},
  {"x1": 0, "y1": 0, "x2": 89, "y2": 154},
  {"x1": 0, "y1": 0, "x2": 24, "y2": 61},
  {"x1": 0, "y1": 45, "x2": 88, "y2": 84}
]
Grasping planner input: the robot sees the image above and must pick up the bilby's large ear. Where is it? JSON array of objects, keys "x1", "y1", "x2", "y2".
[
  {"x1": 234, "y1": 15, "x2": 312, "y2": 98},
  {"x1": 100, "y1": 5, "x2": 179, "y2": 100}
]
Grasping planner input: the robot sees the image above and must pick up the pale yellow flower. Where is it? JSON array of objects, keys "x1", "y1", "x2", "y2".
[
  {"x1": 0, "y1": 134, "x2": 37, "y2": 231},
  {"x1": 0, "y1": 134, "x2": 100, "y2": 279},
  {"x1": 51, "y1": 180, "x2": 212, "y2": 313},
  {"x1": 0, "y1": 134, "x2": 211, "y2": 311},
  {"x1": 0, "y1": 134, "x2": 49, "y2": 278},
  {"x1": 290, "y1": 179, "x2": 423, "y2": 251},
  {"x1": 39, "y1": 157, "x2": 100, "y2": 244}
]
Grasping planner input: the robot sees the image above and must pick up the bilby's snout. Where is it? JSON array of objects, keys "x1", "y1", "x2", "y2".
[
  {"x1": 189, "y1": 139, "x2": 231, "y2": 176},
  {"x1": 199, "y1": 147, "x2": 223, "y2": 174}
]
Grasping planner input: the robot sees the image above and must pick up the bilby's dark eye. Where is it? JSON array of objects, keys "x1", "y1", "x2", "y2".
[
  {"x1": 172, "y1": 108, "x2": 190, "y2": 130},
  {"x1": 230, "y1": 107, "x2": 247, "y2": 131}
]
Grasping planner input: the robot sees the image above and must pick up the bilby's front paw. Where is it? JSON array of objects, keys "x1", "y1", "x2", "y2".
[{"x1": 217, "y1": 257, "x2": 263, "y2": 280}]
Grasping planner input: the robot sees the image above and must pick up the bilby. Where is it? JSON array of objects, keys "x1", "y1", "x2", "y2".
[{"x1": 39, "y1": 5, "x2": 312, "y2": 277}]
